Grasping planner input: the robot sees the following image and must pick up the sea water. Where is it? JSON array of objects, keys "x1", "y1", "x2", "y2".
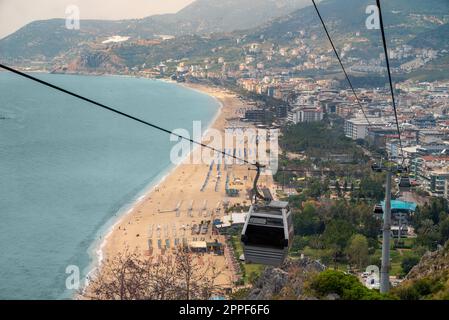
[{"x1": 0, "y1": 72, "x2": 219, "y2": 299}]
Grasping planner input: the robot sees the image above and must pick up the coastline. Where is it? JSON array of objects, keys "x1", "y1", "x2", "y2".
[
  {"x1": 82, "y1": 80, "x2": 254, "y2": 297},
  {"x1": 80, "y1": 80, "x2": 224, "y2": 295},
  {"x1": 3, "y1": 69, "x2": 233, "y2": 298}
]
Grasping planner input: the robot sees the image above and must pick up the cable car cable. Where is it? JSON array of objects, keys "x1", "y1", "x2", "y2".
[
  {"x1": 311, "y1": 0, "x2": 372, "y2": 127},
  {"x1": 0, "y1": 63, "x2": 254, "y2": 167},
  {"x1": 376, "y1": 0, "x2": 405, "y2": 165}
]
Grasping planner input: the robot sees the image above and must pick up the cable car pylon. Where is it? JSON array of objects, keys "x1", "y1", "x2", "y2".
[{"x1": 371, "y1": 160, "x2": 409, "y2": 293}]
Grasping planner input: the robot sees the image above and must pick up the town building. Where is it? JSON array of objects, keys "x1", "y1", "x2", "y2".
[{"x1": 288, "y1": 106, "x2": 323, "y2": 124}]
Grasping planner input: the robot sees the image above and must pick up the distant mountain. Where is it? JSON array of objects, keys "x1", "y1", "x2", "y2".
[
  {"x1": 168, "y1": 0, "x2": 311, "y2": 34},
  {"x1": 2, "y1": 0, "x2": 448, "y2": 81},
  {"x1": 0, "y1": 0, "x2": 310, "y2": 61},
  {"x1": 409, "y1": 23, "x2": 449, "y2": 50},
  {"x1": 99, "y1": 0, "x2": 449, "y2": 70},
  {"x1": 244, "y1": 0, "x2": 449, "y2": 46},
  {"x1": 0, "y1": 19, "x2": 125, "y2": 61}
]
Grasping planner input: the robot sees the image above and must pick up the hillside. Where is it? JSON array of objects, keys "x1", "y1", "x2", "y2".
[
  {"x1": 0, "y1": 0, "x2": 310, "y2": 62},
  {"x1": 162, "y1": 0, "x2": 311, "y2": 34},
  {"x1": 409, "y1": 23, "x2": 449, "y2": 50},
  {"x1": 243, "y1": 258, "x2": 392, "y2": 300},
  {"x1": 392, "y1": 241, "x2": 449, "y2": 300},
  {"x1": 104, "y1": 0, "x2": 449, "y2": 77},
  {"x1": 1, "y1": 0, "x2": 448, "y2": 82},
  {"x1": 245, "y1": 257, "x2": 326, "y2": 300},
  {"x1": 245, "y1": 242, "x2": 449, "y2": 300},
  {"x1": 243, "y1": 0, "x2": 449, "y2": 54}
]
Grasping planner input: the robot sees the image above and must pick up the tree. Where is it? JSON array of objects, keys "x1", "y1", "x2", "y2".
[
  {"x1": 346, "y1": 234, "x2": 369, "y2": 270},
  {"x1": 307, "y1": 179, "x2": 325, "y2": 198},
  {"x1": 416, "y1": 219, "x2": 440, "y2": 250},
  {"x1": 358, "y1": 176, "x2": 384, "y2": 201},
  {"x1": 413, "y1": 198, "x2": 448, "y2": 228},
  {"x1": 293, "y1": 202, "x2": 323, "y2": 236},
  {"x1": 438, "y1": 217, "x2": 449, "y2": 244},
  {"x1": 358, "y1": 209, "x2": 382, "y2": 240},
  {"x1": 323, "y1": 219, "x2": 355, "y2": 250},
  {"x1": 308, "y1": 270, "x2": 389, "y2": 300},
  {"x1": 322, "y1": 219, "x2": 355, "y2": 267},
  {"x1": 401, "y1": 256, "x2": 420, "y2": 275},
  {"x1": 335, "y1": 181, "x2": 341, "y2": 196},
  {"x1": 85, "y1": 249, "x2": 223, "y2": 300}
]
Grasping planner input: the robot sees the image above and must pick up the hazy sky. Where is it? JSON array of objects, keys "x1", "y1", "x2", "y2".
[{"x1": 0, "y1": 0, "x2": 196, "y2": 39}]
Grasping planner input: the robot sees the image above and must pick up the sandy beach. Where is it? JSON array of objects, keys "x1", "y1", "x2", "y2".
[{"x1": 96, "y1": 82, "x2": 273, "y2": 290}]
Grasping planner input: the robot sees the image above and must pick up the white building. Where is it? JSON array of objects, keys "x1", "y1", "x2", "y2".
[
  {"x1": 344, "y1": 117, "x2": 388, "y2": 140},
  {"x1": 344, "y1": 118, "x2": 371, "y2": 140},
  {"x1": 288, "y1": 106, "x2": 323, "y2": 124}
]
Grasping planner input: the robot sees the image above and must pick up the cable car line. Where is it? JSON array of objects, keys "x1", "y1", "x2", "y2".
[
  {"x1": 0, "y1": 62, "x2": 294, "y2": 266},
  {"x1": 375, "y1": 1, "x2": 411, "y2": 193},
  {"x1": 0, "y1": 63, "x2": 253, "y2": 167},
  {"x1": 376, "y1": 0, "x2": 405, "y2": 165},
  {"x1": 312, "y1": 0, "x2": 387, "y2": 175},
  {"x1": 251, "y1": 163, "x2": 272, "y2": 202},
  {"x1": 311, "y1": 0, "x2": 372, "y2": 127}
]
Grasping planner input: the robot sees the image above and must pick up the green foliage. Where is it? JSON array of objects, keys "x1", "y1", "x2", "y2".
[
  {"x1": 281, "y1": 122, "x2": 362, "y2": 160},
  {"x1": 356, "y1": 175, "x2": 385, "y2": 201},
  {"x1": 289, "y1": 199, "x2": 382, "y2": 268},
  {"x1": 291, "y1": 236, "x2": 311, "y2": 252},
  {"x1": 409, "y1": 23, "x2": 449, "y2": 50},
  {"x1": 248, "y1": 272, "x2": 260, "y2": 286},
  {"x1": 308, "y1": 270, "x2": 391, "y2": 300},
  {"x1": 229, "y1": 288, "x2": 250, "y2": 300},
  {"x1": 394, "y1": 286, "x2": 420, "y2": 300},
  {"x1": 346, "y1": 234, "x2": 369, "y2": 270},
  {"x1": 293, "y1": 203, "x2": 324, "y2": 236},
  {"x1": 306, "y1": 179, "x2": 329, "y2": 199},
  {"x1": 323, "y1": 219, "x2": 355, "y2": 250},
  {"x1": 412, "y1": 198, "x2": 449, "y2": 250},
  {"x1": 393, "y1": 275, "x2": 449, "y2": 300},
  {"x1": 287, "y1": 194, "x2": 307, "y2": 208},
  {"x1": 438, "y1": 217, "x2": 449, "y2": 244},
  {"x1": 401, "y1": 255, "x2": 420, "y2": 275}
]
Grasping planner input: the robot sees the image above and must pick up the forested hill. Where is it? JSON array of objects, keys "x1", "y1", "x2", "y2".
[{"x1": 0, "y1": 0, "x2": 310, "y2": 61}]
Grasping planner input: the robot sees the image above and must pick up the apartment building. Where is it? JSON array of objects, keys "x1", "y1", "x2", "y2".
[{"x1": 288, "y1": 106, "x2": 323, "y2": 124}]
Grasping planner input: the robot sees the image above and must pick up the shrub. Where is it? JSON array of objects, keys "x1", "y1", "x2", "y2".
[{"x1": 308, "y1": 270, "x2": 390, "y2": 300}]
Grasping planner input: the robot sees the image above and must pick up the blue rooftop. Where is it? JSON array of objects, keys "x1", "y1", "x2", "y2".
[{"x1": 380, "y1": 200, "x2": 417, "y2": 212}]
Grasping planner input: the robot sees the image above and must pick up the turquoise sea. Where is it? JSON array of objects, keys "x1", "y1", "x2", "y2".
[{"x1": 0, "y1": 72, "x2": 220, "y2": 299}]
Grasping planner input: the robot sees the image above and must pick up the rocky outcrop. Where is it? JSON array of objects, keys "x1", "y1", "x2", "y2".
[
  {"x1": 391, "y1": 242, "x2": 449, "y2": 299},
  {"x1": 247, "y1": 257, "x2": 326, "y2": 300},
  {"x1": 52, "y1": 49, "x2": 126, "y2": 74},
  {"x1": 406, "y1": 242, "x2": 449, "y2": 281},
  {"x1": 247, "y1": 267, "x2": 289, "y2": 300}
]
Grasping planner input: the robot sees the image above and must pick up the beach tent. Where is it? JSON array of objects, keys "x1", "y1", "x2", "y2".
[
  {"x1": 188, "y1": 241, "x2": 207, "y2": 253},
  {"x1": 207, "y1": 241, "x2": 224, "y2": 255}
]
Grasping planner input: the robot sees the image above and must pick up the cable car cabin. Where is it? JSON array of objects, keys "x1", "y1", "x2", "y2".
[
  {"x1": 398, "y1": 176, "x2": 412, "y2": 192},
  {"x1": 241, "y1": 201, "x2": 293, "y2": 266},
  {"x1": 373, "y1": 204, "x2": 383, "y2": 214},
  {"x1": 371, "y1": 163, "x2": 383, "y2": 173}
]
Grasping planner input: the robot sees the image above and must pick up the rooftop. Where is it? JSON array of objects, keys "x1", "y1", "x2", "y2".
[{"x1": 380, "y1": 200, "x2": 417, "y2": 212}]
